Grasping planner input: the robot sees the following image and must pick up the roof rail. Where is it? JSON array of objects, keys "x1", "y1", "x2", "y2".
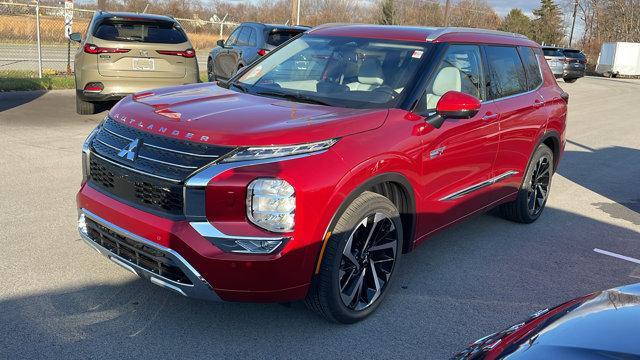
[{"x1": 426, "y1": 27, "x2": 528, "y2": 41}]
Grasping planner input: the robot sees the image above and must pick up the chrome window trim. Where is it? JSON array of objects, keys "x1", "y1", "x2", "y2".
[
  {"x1": 482, "y1": 46, "x2": 544, "y2": 104},
  {"x1": 78, "y1": 208, "x2": 220, "y2": 301},
  {"x1": 440, "y1": 170, "x2": 518, "y2": 201}
]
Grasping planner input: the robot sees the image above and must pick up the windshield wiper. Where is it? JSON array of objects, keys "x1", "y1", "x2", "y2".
[
  {"x1": 228, "y1": 82, "x2": 248, "y2": 93},
  {"x1": 256, "y1": 91, "x2": 331, "y2": 106}
]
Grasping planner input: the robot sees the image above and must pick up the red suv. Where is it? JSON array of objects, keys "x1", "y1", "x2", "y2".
[{"x1": 77, "y1": 25, "x2": 567, "y2": 323}]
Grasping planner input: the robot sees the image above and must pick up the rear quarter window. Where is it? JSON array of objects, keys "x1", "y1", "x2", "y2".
[
  {"x1": 93, "y1": 19, "x2": 188, "y2": 44},
  {"x1": 485, "y1": 45, "x2": 528, "y2": 99},
  {"x1": 518, "y1": 47, "x2": 543, "y2": 91}
]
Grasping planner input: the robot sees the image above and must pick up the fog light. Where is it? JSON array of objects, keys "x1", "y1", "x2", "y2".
[
  {"x1": 210, "y1": 238, "x2": 286, "y2": 254},
  {"x1": 247, "y1": 178, "x2": 295, "y2": 233}
]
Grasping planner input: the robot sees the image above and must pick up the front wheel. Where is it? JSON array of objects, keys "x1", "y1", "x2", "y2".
[
  {"x1": 207, "y1": 58, "x2": 216, "y2": 82},
  {"x1": 306, "y1": 191, "x2": 403, "y2": 323},
  {"x1": 496, "y1": 144, "x2": 554, "y2": 223}
]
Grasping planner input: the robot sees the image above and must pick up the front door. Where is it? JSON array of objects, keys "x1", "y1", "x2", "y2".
[{"x1": 415, "y1": 44, "x2": 501, "y2": 237}]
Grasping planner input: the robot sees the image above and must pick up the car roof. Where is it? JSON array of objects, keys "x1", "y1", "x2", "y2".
[
  {"x1": 308, "y1": 24, "x2": 539, "y2": 47},
  {"x1": 95, "y1": 11, "x2": 176, "y2": 23},
  {"x1": 240, "y1": 22, "x2": 309, "y2": 31}
]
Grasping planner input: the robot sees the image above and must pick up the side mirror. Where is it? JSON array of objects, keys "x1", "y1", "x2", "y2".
[
  {"x1": 216, "y1": 39, "x2": 225, "y2": 48},
  {"x1": 69, "y1": 32, "x2": 82, "y2": 43},
  {"x1": 427, "y1": 91, "x2": 481, "y2": 128}
]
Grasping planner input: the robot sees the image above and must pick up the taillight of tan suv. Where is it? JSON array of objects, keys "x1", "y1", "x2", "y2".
[{"x1": 71, "y1": 11, "x2": 199, "y2": 115}]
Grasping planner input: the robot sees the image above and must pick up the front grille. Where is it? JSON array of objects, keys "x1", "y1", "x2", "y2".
[
  {"x1": 86, "y1": 217, "x2": 192, "y2": 285},
  {"x1": 90, "y1": 156, "x2": 184, "y2": 215},
  {"x1": 88, "y1": 116, "x2": 235, "y2": 216}
]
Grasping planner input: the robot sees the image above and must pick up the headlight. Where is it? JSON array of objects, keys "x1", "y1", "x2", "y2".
[
  {"x1": 246, "y1": 178, "x2": 295, "y2": 233},
  {"x1": 222, "y1": 139, "x2": 338, "y2": 163}
]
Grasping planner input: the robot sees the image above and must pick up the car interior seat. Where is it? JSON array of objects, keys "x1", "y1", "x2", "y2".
[{"x1": 426, "y1": 66, "x2": 462, "y2": 109}]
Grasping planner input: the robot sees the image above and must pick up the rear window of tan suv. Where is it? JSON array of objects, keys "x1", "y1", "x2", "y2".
[{"x1": 94, "y1": 19, "x2": 188, "y2": 44}]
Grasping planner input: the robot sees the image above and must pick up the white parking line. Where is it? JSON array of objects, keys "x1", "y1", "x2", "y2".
[{"x1": 594, "y1": 248, "x2": 640, "y2": 265}]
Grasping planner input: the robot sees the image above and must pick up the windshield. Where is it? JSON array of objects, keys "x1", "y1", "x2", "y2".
[
  {"x1": 235, "y1": 35, "x2": 430, "y2": 109},
  {"x1": 543, "y1": 48, "x2": 563, "y2": 57}
]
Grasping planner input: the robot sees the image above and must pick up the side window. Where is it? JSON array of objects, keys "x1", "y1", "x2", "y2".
[
  {"x1": 247, "y1": 28, "x2": 257, "y2": 47},
  {"x1": 236, "y1": 27, "x2": 251, "y2": 46},
  {"x1": 518, "y1": 47, "x2": 543, "y2": 91},
  {"x1": 416, "y1": 44, "x2": 484, "y2": 112},
  {"x1": 484, "y1": 46, "x2": 527, "y2": 98},
  {"x1": 226, "y1": 27, "x2": 241, "y2": 46}
]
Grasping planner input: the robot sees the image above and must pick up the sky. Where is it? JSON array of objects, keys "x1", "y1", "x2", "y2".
[{"x1": 487, "y1": 0, "x2": 539, "y2": 16}]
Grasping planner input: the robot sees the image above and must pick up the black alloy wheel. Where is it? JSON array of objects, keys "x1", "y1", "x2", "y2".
[
  {"x1": 527, "y1": 155, "x2": 551, "y2": 216},
  {"x1": 339, "y1": 212, "x2": 398, "y2": 311}
]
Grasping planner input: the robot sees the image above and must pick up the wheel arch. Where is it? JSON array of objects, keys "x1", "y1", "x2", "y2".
[{"x1": 539, "y1": 130, "x2": 561, "y2": 170}]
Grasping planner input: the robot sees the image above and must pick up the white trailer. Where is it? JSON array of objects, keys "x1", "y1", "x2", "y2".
[{"x1": 596, "y1": 42, "x2": 640, "y2": 77}]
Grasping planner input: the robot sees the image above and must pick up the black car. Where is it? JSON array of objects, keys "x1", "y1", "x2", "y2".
[
  {"x1": 207, "y1": 22, "x2": 308, "y2": 81},
  {"x1": 560, "y1": 48, "x2": 587, "y2": 83},
  {"x1": 454, "y1": 283, "x2": 640, "y2": 359}
]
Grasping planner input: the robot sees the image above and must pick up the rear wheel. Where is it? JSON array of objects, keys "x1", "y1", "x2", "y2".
[
  {"x1": 496, "y1": 144, "x2": 554, "y2": 223},
  {"x1": 76, "y1": 96, "x2": 96, "y2": 115},
  {"x1": 563, "y1": 77, "x2": 578, "y2": 83},
  {"x1": 306, "y1": 191, "x2": 403, "y2": 323}
]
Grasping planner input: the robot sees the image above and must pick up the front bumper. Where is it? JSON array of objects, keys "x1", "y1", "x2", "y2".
[{"x1": 78, "y1": 208, "x2": 221, "y2": 301}]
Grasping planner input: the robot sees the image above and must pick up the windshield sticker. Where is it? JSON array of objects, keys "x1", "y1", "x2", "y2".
[{"x1": 412, "y1": 50, "x2": 424, "y2": 59}]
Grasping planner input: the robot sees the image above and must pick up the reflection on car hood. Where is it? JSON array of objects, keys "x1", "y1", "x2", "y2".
[
  {"x1": 453, "y1": 283, "x2": 640, "y2": 359},
  {"x1": 109, "y1": 83, "x2": 388, "y2": 147}
]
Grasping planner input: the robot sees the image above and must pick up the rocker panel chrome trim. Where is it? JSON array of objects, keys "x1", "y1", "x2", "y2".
[{"x1": 440, "y1": 170, "x2": 519, "y2": 201}]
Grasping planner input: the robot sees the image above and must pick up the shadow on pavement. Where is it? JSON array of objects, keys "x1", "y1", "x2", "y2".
[
  {"x1": 2, "y1": 207, "x2": 638, "y2": 359},
  {"x1": 559, "y1": 140, "x2": 640, "y2": 224},
  {"x1": 0, "y1": 90, "x2": 47, "y2": 112}
]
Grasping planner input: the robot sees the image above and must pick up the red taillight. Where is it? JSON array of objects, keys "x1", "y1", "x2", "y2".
[
  {"x1": 560, "y1": 91, "x2": 569, "y2": 103},
  {"x1": 156, "y1": 48, "x2": 196, "y2": 58},
  {"x1": 84, "y1": 82, "x2": 104, "y2": 93},
  {"x1": 83, "y1": 43, "x2": 130, "y2": 54},
  {"x1": 257, "y1": 48, "x2": 269, "y2": 56}
]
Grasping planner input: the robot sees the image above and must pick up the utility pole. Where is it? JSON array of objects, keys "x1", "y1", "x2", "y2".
[
  {"x1": 568, "y1": 0, "x2": 578, "y2": 46},
  {"x1": 290, "y1": 0, "x2": 300, "y2": 26},
  {"x1": 443, "y1": 0, "x2": 451, "y2": 26}
]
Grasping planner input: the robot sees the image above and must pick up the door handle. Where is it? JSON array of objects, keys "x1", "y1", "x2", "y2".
[{"x1": 482, "y1": 113, "x2": 499, "y2": 121}]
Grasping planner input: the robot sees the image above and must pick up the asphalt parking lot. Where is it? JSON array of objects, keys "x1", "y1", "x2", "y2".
[{"x1": 1, "y1": 76, "x2": 639, "y2": 359}]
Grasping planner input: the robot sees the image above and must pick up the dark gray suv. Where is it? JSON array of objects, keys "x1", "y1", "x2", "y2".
[{"x1": 207, "y1": 22, "x2": 308, "y2": 81}]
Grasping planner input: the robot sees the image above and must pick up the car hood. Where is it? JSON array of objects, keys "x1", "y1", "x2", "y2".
[
  {"x1": 109, "y1": 83, "x2": 388, "y2": 147},
  {"x1": 454, "y1": 283, "x2": 640, "y2": 359}
]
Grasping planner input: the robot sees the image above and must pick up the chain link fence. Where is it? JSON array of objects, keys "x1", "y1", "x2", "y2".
[{"x1": 0, "y1": 1, "x2": 238, "y2": 78}]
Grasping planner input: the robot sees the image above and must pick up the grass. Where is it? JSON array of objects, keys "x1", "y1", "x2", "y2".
[{"x1": 0, "y1": 75, "x2": 75, "y2": 91}]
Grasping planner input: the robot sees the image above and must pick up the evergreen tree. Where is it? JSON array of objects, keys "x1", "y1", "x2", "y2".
[
  {"x1": 531, "y1": 0, "x2": 565, "y2": 45},
  {"x1": 379, "y1": 0, "x2": 397, "y2": 25},
  {"x1": 499, "y1": 9, "x2": 533, "y2": 39}
]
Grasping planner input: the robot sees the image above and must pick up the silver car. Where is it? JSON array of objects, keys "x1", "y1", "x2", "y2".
[{"x1": 542, "y1": 47, "x2": 564, "y2": 79}]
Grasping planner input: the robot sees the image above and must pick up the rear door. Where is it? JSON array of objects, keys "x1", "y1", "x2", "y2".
[
  {"x1": 416, "y1": 44, "x2": 501, "y2": 235},
  {"x1": 93, "y1": 18, "x2": 190, "y2": 79},
  {"x1": 485, "y1": 45, "x2": 548, "y2": 199}
]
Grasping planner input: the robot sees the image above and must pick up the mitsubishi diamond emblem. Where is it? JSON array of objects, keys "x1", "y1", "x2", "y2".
[
  {"x1": 139, "y1": 49, "x2": 148, "y2": 57},
  {"x1": 117, "y1": 139, "x2": 142, "y2": 161}
]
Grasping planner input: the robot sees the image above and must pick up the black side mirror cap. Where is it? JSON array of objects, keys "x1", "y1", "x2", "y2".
[{"x1": 216, "y1": 39, "x2": 225, "y2": 48}]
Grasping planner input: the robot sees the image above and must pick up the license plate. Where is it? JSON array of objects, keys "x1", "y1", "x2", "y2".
[
  {"x1": 574, "y1": 63, "x2": 581, "y2": 67},
  {"x1": 132, "y1": 58, "x2": 155, "y2": 71}
]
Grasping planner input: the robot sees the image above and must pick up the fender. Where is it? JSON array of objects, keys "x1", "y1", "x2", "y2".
[{"x1": 310, "y1": 158, "x2": 419, "y2": 275}]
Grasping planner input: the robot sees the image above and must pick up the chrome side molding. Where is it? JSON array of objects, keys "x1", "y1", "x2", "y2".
[{"x1": 440, "y1": 170, "x2": 519, "y2": 201}]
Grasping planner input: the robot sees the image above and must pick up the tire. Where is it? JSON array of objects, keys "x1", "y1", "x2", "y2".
[
  {"x1": 305, "y1": 191, "x2": 403, "y2": 323},
  {"x1": 207, "y1": 58, "x2": 216, "y2": 82},
  {"x1": 496, "y1": 144, "x2": 554, "y2": 224},
  {"x1": 76, "y1": 96, "x2": 97, "y2": 115}
]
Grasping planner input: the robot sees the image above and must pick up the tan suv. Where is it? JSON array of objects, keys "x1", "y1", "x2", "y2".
[{"x1": 70, "y1": 12, "x2": 199, "y2": 114}]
